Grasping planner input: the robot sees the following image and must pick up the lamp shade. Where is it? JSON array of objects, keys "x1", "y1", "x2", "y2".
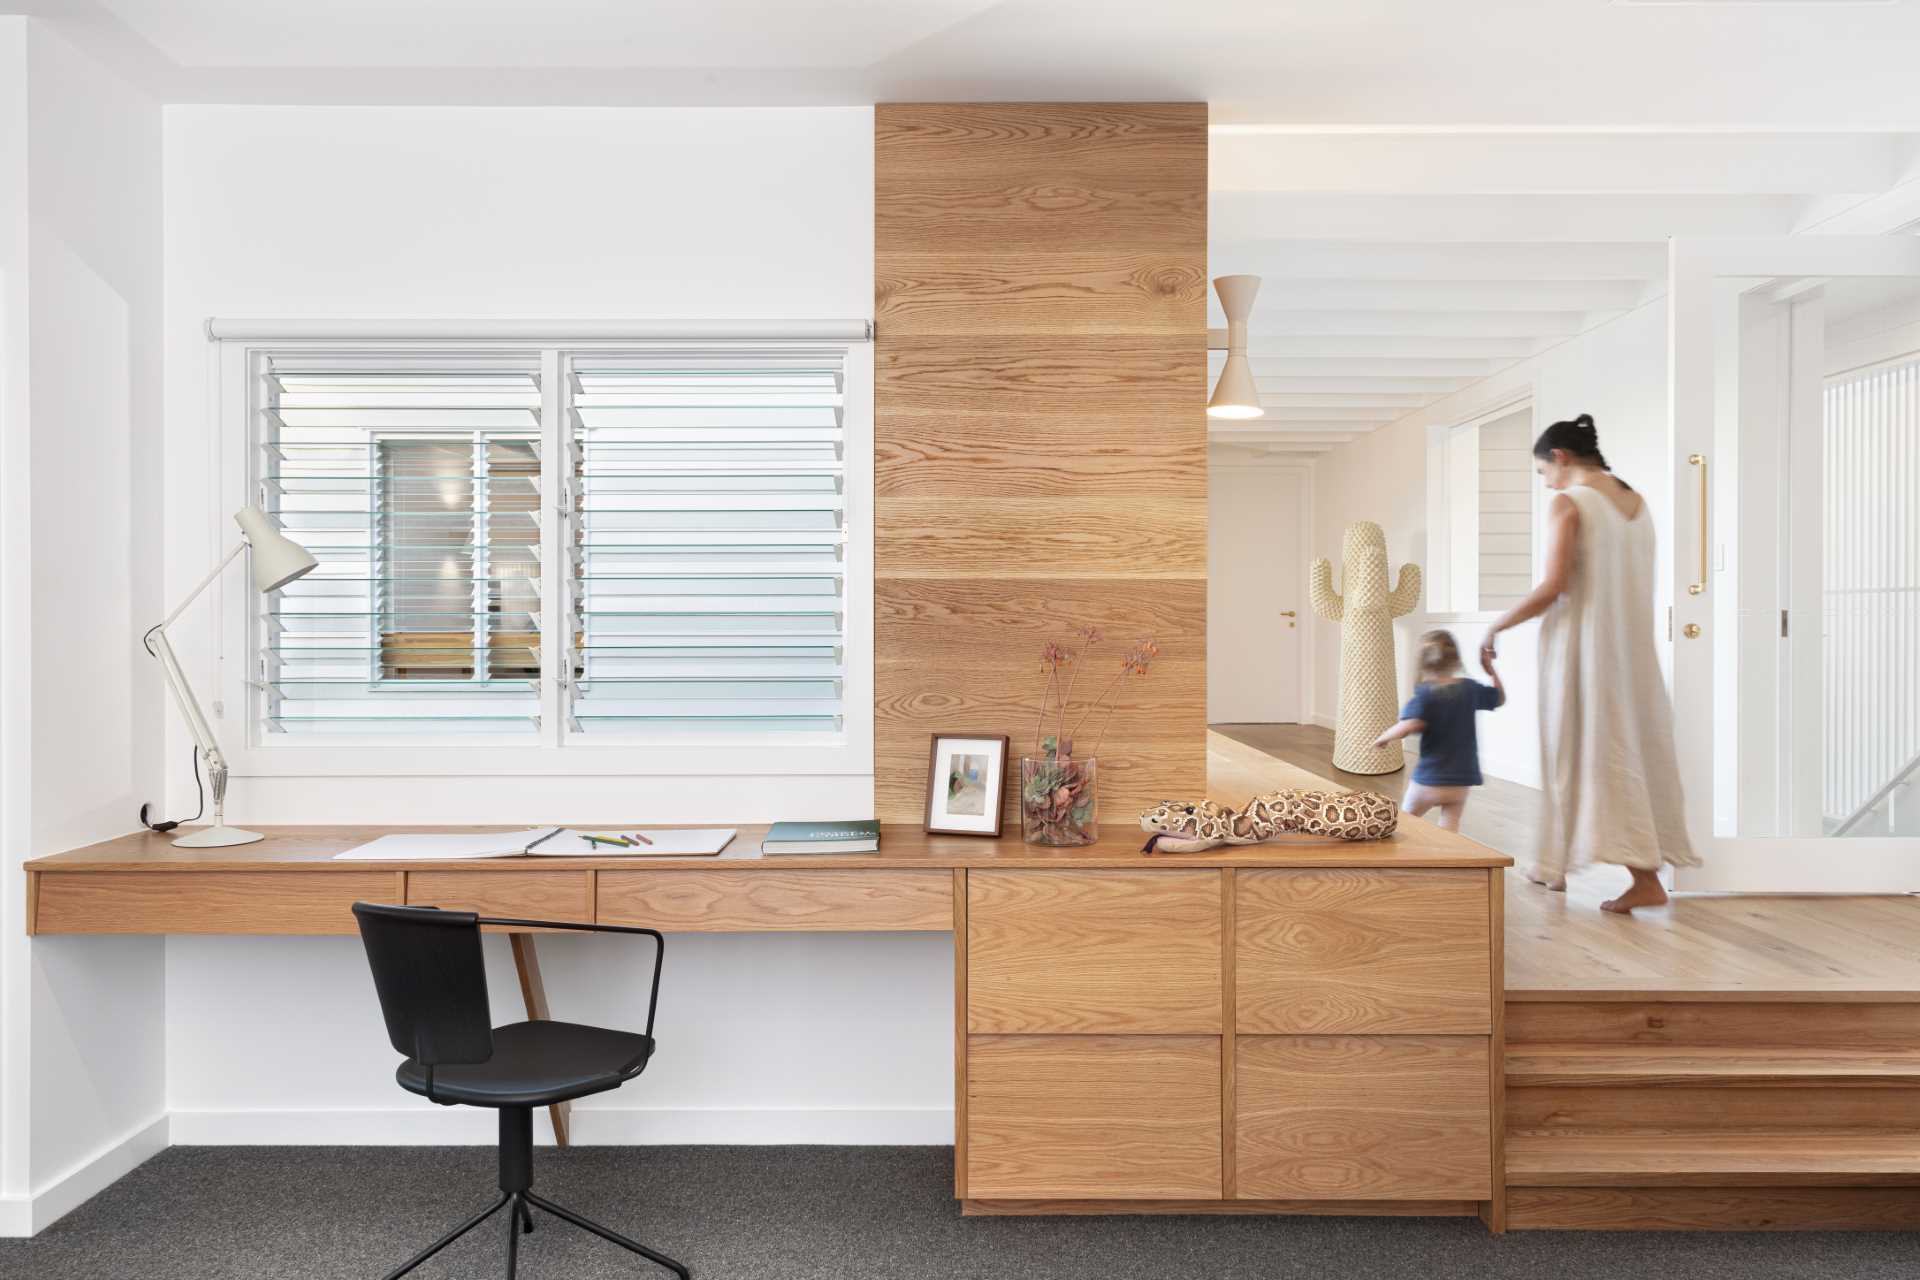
[
  {"x1": 1208, "y1": 273, "x2": 1265, "y2": 420},
  {"x1": 234, "y1": 505, "x2": 318, "y2": 593}
]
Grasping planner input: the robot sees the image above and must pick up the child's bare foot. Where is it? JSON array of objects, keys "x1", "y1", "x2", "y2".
[
  {"x1": 1525, "y1": 867, "x2": 1566, "y2": 892},
  {"x1": 1600, "y1": 870, "x2": 1669, "y2": 914}
]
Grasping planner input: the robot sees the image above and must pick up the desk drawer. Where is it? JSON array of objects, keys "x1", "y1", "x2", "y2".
[
  {"x1": 596, "y1": 869, "x2": 953, "y2": 932},
  {"x1": 30, "y1": 870, "x2": 398, "y2": 935},
  {"x1": 407, "y1": 870, "x2": 591, "y2": 923},
  {"x1": 1235, "y1": 869, "x2": 1491, "y2": 1035},
  {"x1": 968, "y1": 870, "x2": 1222, "y2": 1034}
]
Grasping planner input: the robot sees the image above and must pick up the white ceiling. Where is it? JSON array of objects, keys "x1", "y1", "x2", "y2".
[
  {"x1": 21, "y1": 0, "x2": 1920, "y2": 124},
  {"x1": 1208, "y1": 129, "x2": 1920, "y2": 458},
  {"x1": 21, "y1": 0, "x2": 1920, "y2": 461}
]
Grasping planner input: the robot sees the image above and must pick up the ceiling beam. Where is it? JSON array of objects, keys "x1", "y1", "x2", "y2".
[
  {"x1": 1248, "y1": 309, "x2": 1596, "y2": 337},
  {"x1": 1209, "y1": 240, "x2": 1667, "y2": 283},
  {"x1": 1242, "y1": 406, "x2": 1401, "y2": 423},
  {"x1": 1239, "y1": 390, "x2": 1443, "y2": 409},
  {"x1": 1211, "y1": 192, "x2": 1803, "y2": 242},
  {"x1": 1210, "y1": 132, "x2": 1903, "y2": 196},
  {"x1": 1211, "y1": 334, "x2": 1545, "y2": 360},
  {"x1": 1245, "y1": 357, "x2": 1500, "y2": 379},
  {"x1": 1243, "y1": 278, "x2": 1647, "y2": 315},
  {"x1": 1249, "y1": 375, "x2": 1474, "y2": 395}
]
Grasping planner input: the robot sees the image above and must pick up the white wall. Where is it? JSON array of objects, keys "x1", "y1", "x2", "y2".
[
  {"x1": 0, "y1": 18, "x2": 168, "y2": 1235},
  {"x1": 1308, "y1": 301, "x2": 1672, "y2": 792},
  {"x1": 157, "y1": 105, "x2": 947, "y2": 1149}
]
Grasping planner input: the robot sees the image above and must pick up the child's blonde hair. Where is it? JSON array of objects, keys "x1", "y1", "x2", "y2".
[{"x1": 1417, "y1": 629, "x2": 1464, "y2": 681}]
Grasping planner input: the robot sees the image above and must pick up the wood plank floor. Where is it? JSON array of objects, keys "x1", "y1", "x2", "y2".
[{"x1": 1209, "y1": 725, "x2": 1920, "y2": 1001}]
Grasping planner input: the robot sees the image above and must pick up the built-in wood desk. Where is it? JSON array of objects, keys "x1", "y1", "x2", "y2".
[{"x1": 24, "y1": 807, "x2": 1512, "y2": 1227}]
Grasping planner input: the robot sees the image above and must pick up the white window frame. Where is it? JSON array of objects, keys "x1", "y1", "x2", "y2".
[
  {"x1": 210, "y1": 326, "x2": 874, "y2": 780},
  {"x1": 1424, "y1": 390, "x2": 1538, "y2": 624}
]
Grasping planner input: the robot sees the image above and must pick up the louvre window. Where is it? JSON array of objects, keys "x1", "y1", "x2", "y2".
[
  {"x1": 255, "y1": 356, "x2": 546, "y2": 735},
  {"x1": 564, "y1": 356, "x2": 846, "y2": 736},
  {"x1": 246, "y1": 341, "x2": 855, "y2": 747}
]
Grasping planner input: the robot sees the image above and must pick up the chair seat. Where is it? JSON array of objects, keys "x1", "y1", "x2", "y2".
[{"x1": 398, "y1": 1020, "x2": 654, "y2": 1108}]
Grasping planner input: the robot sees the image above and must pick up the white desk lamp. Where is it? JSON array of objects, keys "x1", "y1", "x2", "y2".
[{"x1": 145, "y1": 505, "x2": 317, "y2": 847}]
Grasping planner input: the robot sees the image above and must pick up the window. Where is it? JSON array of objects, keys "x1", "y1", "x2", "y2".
[
  {"x1": 236, "y1": 336, "x2": 869, "y2": 764},
  {"x1": 1426, "y1": 403, "x2": 1534, "y2": 615}
]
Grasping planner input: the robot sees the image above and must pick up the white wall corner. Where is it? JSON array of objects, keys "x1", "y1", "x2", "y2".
[{"x1": 0, "y1": 1112, "x2": 168, "y2": 1237}]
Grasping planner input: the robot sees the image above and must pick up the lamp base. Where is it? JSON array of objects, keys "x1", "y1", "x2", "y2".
[{"x1": 172, "y1": 825, "x2": 265, "y2": 848}]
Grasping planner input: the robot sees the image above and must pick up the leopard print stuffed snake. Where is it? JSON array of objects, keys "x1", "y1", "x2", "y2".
[{"x1": 1138, "y1": 790, "x2": 1398, "y2": 854}]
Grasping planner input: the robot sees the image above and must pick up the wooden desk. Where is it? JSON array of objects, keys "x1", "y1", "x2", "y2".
[{"x1": 25, "y1": 810, "x2": 1512, "y2": 1226}]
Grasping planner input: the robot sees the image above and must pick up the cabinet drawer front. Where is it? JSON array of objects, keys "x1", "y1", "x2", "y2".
[
  {"x1": 596, "y1": 869, "x2": 952, "y2": 932},
  {"x1": 1236, "y1": 869, "x2": 1491, "y2": 1034},
  {"x1": 31, "y1": 871, "x2": 398, "y2": 935},
  {"x1": 407, "y1": 870, "x2": 591, "y2": 922},
  {"x1": 1236, "y1": 1035, "x2": 1492, "y2": 1200},
  {"x1": 968, "y1": 1035, "x2": 1222, "y2": 1200},
  {"x1": 968, "y1": 870, "x2": 1222, "y2": 1033}
]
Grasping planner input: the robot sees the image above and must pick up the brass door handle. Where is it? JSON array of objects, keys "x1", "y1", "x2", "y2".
[
  {"x1": 1279, "y1": 610, "x2": 1297, "y2": 617},
  {"x1": 1688, "y1": 452, "x2": 1708, "y2": 597},
  {"x1": 1683, "y1": 622, "x2": 1702, "y2": 639}
]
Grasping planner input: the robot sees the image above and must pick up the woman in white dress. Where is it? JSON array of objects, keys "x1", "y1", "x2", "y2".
[{"x1": 1480, "y1": 414, "x2": 1699, "y2": 913}]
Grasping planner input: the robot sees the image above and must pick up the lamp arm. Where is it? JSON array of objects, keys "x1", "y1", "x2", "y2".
[
  {"x1": 148, "y1": 626, "x2": 225, "y2": 770},
  {"x1": 147, "y1": 537, "x2": 249, "y2": 764}
]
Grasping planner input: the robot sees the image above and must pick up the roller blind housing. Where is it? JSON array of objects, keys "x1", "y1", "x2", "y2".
[{"x1": 248, "y1": 342, "x2": 858, "y2": 748}]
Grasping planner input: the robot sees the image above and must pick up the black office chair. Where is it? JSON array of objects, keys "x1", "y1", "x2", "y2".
[{"x1": 352, "y1": 902, "x2": 690, "y2": 1279}]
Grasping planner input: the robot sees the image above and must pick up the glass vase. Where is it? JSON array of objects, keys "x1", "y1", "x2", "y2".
[{"x1": 1019, "y1": 755, "x2": 1098, "y2": 846}]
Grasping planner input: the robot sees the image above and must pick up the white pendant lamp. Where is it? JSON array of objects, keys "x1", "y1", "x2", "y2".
[{"x1": 1208, "y1": 274, "x2": 1264, "y2": 420}]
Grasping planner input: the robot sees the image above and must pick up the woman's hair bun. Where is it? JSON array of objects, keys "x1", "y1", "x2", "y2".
[{"x1": 1534, "y1": 412, "x2": 1604, "y2": 466}]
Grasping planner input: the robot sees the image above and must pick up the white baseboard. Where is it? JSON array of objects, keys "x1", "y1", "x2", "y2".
[
  {"x1": 169, "y1": 1106, "x2": 953, "y2": 1147},
  {"x1": 1307, "y1": 712, "x2": 1336, "y2": 730},
  {"x1": 0, "y1": 1113, "x2": 169, "y2": 1237}
]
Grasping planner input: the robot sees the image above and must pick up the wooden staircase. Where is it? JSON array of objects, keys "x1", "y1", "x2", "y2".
[{"x1": 1504, "y1": 999, "x2": 1920, "y2": 1229}]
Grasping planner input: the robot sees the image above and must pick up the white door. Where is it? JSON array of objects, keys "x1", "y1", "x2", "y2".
[
  {"x1": 1670, "y1": 235, "x2": 1920, "y2": 892},
  {"x1": 1208, "y1": 464, "x2": 1305, "y2": 723}
]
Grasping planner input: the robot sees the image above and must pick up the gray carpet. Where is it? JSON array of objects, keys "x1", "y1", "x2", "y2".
[{"x1": 1, "y1": 1146, "x2": 1915, "y2": 1279}]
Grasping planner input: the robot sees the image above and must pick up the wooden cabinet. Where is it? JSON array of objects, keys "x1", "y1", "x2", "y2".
[
  {"x1": 1235, "y1": 1035, "x2": 1493, "y2": 1200},
  {"x1": 30, "y1": 870, "x2": 398, "y2": 935},
  {"x1": 966, "y1": 1035, "x2": 1222, "y2": 1199},
  {"x1": 1235, "y1": 869, "x2": 1492, "y2": 1035},
  {"x1": 966, "y1": 871, "x2": 1222, "y2": 1033},
  {"x1": 959, "y1": 865, "x2": 1502, "y2": 1215}
]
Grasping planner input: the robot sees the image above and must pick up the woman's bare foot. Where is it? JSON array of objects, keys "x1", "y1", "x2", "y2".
[
  {"x1": 1601, "y1": 869, "x2": 1669, "y2": 914},
  {"x1": 1525, "y1": 867, "x2": 1566, "y2": 892}
]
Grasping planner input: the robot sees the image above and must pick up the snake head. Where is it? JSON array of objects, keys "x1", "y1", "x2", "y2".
[{"x1": 1138, "y1": 799, "x2": 1203, "y2": 838}]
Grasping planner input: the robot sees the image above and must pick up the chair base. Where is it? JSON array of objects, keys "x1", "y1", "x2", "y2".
[{"x1": 382, "y1": 1106, "x2": 689, "y2": 1279}]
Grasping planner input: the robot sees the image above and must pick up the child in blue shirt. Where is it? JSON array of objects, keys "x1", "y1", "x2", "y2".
[{"x1": 1372, "y1": 629, "x2": 1505, "y2": 832}]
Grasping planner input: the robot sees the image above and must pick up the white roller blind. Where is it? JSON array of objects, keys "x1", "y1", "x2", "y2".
[
  {"x1": 254, "y1": 353, "x2": 545, "y2": 736},
  {"x1": 562, "y1": 354, "x2": 847, "y2": 737}
]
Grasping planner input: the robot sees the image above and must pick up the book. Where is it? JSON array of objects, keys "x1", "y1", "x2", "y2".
[
  {"x1": 760, "y1": 820, "x2": 882, "y2": 855},
  {"x1": 334, "y1": 827, "x2": 736, "y2": 861}
]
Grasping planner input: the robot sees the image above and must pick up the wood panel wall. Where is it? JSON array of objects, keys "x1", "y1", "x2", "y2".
[{"x1": 874, "y1": 103, "x2": 1209, "y2": 823}]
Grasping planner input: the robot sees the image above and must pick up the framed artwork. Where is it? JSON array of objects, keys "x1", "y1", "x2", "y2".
[{"x1": 924, "y1": 733, "x2": 1010, "y2": 837}]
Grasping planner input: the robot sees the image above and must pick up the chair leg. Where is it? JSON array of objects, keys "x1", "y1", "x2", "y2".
[
  {"x1": 505, "y1": 1192, "x2": 522, "y2": 1280},
  {"x1": 519, "y1": 1197, "x2": 536, "y2": 1234},
  {"x1": 383, "y1": 1191, "x2": 511, "y2": 1280},
  {"x1": 524, "y1": 1189, "x2": 691, "y2": 1279}
]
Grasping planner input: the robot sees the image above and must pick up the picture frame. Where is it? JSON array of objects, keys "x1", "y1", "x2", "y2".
[{"x1": 923, "y1": 733, "x2": 1011, "y2": 837}]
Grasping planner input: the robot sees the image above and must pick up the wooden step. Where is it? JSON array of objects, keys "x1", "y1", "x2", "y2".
[
  {"x1": 1508, "y1": 1044, "x2": 1920, "y2": 1088},
  {"x1": 1506, "y1": 1132, "x2": 1920, "y2": 1187},
  {"x1": 1509, "y1": 1084, "x2": 1920, "y2": 1132},
  {"x1": 1507, "y1": 1186, "x2": 1920, "y2": 1231},
  {"x1": 1506, "y1": 1000, "x2": 1920, "y2": 1048}
]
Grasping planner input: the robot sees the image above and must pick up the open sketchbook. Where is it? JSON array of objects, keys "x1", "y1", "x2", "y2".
[{"x1": 333, "y1": 827, "x2": 736, "y2": 861}]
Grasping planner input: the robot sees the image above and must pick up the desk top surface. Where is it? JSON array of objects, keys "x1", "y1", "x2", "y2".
[{"x1": 26, "y1": 748, "x2": 1510, "y2": 873}]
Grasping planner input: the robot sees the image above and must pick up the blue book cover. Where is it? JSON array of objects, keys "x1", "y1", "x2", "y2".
[{"x1": 760, "y1": 820, "x2": 882, "y2": 854}]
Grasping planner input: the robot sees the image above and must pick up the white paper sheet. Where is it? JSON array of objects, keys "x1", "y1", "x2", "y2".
[
  {"x1": 332, "y1": 828, "x2": 558, "y2": 861},
  {"x1": 332, "y1": 827, "x2": 736, "y2": 860}
]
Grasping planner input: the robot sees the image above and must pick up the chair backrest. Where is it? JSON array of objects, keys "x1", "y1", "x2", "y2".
[{"x1": 352, "y1": 902, "x2": 495, "y2": 1066}]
